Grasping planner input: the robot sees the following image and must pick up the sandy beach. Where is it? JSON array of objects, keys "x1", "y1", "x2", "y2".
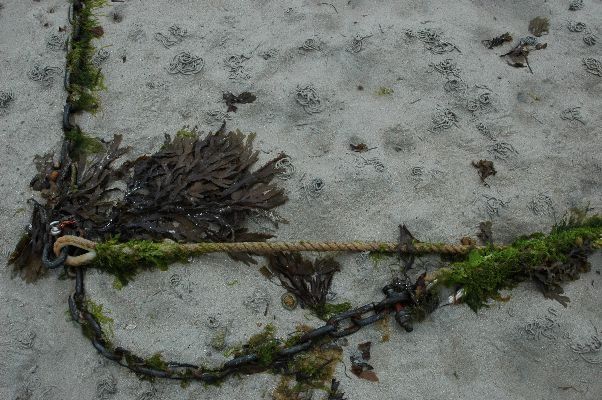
[{"x1": 1, "y1": 1, "x2": 601, "y2": 399}]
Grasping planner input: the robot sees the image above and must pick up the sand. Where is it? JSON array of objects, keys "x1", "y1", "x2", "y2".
[{"x1": 0, "y1": 0, "x2": 601, "y2": 399}]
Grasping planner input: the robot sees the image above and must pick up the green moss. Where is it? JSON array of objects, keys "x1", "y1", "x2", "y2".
[
  {"x1": 314, "y1": 302, "x2": 352, "y2": 320},
  {"x1": 112, "y1": 277, "x2": 124, "y2": 290},
  {"x1": 369, "y1": 250, "x2": 390, "y2": 267},
  {"x1": 144, "y1": 352, "x2": 168, "y2": 370},
  {"x1": 376, "y1": 87, "x2": 394, "y2": 96},
  {"x1": 435, "y1": 215, "x2": 602, "y2": 311},
  {"x1": 93, "y1": 239, "x2": 190, "y2": 286},
  {"x1": 175, "y1": 127, "x2": 199, "y2": 139},
  {"x1": 245, "y1": 324, "x2": 281, "y2": 367},
  {"x1": 84, "y1": 298, "x2": 114, "y2": 341},
  {"x1": 67, "y1": 0, "x2": 107, "y2": 113},
  {"x1": 274, "y1": 347, "x2": 342, "y2": 398},
  {"x1": 65, "y1": 126, "x2": 104, "y2": 159}
]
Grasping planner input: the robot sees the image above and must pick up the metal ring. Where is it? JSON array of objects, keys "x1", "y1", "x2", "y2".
[
  {"x1": 64, "y1": 67, "x2": 71, "y2": 90},
  {"x1": 92, "y1": 336, "x2": 123, "y2": 361},
  {"x1": 63, "y1": 103, "x2": 73, "y2": 131},
  {"x1": 68, "y1": 294, "x2": 80, "y2": 322},
  {"x1": 42, "y1": 242, "x2": 68, "y2": 269},
  {"x1": 223, "y1": 354, "x2": 258, "y2": 369},
  {"x1": 75, "y1": 268, "x2": 84, "y2": 295},
  {"x1": 279, "y1": 341, "x2": 311, "y2": 356},
  {"x1": 68, "y1": 2, "x2": 74, "y2": 25}
]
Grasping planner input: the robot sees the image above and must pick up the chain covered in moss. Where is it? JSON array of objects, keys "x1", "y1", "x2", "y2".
[{"x1": 67, "y1": 0, "x2": 107, "y2": 112}]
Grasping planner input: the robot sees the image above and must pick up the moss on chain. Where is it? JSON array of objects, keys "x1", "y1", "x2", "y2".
[
  {"x1": 434, "y1": 215, "x2": 601, "y2": 311},
  {"x1": 67, "y1": 0, "x2": 107, "y2": 113},
  {"x1": 82, "y1": 298, "x2": 114, "y2": 342},
  {"x1": 65, "y1": 126, "x2": 104, "y2": 158},
  {"x1": 314, "y1": 302, "x2": 352, "y2": 320}
]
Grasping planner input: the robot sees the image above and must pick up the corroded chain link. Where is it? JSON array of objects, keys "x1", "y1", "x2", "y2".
[{"x1": 69, "y1": 269, "x2": 419, "y2": 383}]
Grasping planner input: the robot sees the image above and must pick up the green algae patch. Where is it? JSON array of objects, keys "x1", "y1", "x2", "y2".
[
  {"x1": 435, "y1": 215, "x2": 602, "y2": 311},
  {"x1": 273, "y1": 346, "x2": 343, "y2": 399},
  {"x1": 82, "y1": 298, "x2": 114, "y2": 342},
  {"x1": 314, "y1": 302, "x2": 352, "y2": 320},
  {"x1": 67, "y1": 0, "x2": 107, "y2": 113},
  {"x1": 65, "y1": 126, "x2": 104, "y2": 158},
  {"x1": 244, "y1": 324, "x2": 280, "y2": 367},
  {"x1": 376, "y1": 86, "x2": 394, "y2": 96},
  {"x1": 93, "y1": 239, "x2": 190, "y2": 286}
]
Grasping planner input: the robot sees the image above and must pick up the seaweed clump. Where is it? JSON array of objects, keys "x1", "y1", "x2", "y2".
[
  {"x1": 268, "y1": 253, "x2": 343, "y2": 319},
  {"x1": 434, "y1": 212, "x2": 601, "y2": 310},
  {"x1": 273, "y1": 345, "x2": 343, "y2": 399},
  {"x1": 10, "y1": 129, "x2": 288, "y2": 284}
]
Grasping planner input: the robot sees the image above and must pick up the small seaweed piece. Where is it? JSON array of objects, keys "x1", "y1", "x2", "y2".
[
  {"x1": 472, "y1": 159, "x2": 496, "y2": 183},
  {"x1": 482, "y1": 32, "x2": 513, "y2": 49},
  {"x1": 268, "y1": 253, "x2": 341, "y2": 316},
  {"x1": 529, "y1": 17, "x2": 550, "y2": 37},
  {"x1": 327, "y1": 379, "x2": 347, "y2": 400},
  {"x1": 477, "y1": 221, "x2": 493, "y2": 245},
  {"x1": 350, "y1": 143, "x2": 369, "y2": 152},
  {"x1": 500, "y1": 39, "x2": 547, "y2": 73},
  {"x1": 223, "y1": 91, "x2": 256, "y2": 112}
]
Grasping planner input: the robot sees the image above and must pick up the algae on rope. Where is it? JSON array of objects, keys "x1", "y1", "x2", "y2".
[{"x1": 433, "y1": 213, "x2": 602, "y2": 310}]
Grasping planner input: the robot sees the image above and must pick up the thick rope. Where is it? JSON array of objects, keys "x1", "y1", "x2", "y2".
[
  {"x1": 54, "y1": 234, "x2": 601, "y2": 268},
  {"x1": 53, "y1": 235, "x2": 501, "y2": 267}
]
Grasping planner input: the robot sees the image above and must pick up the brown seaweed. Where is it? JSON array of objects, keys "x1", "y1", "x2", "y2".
[
  {"x1": 223, "y1": 91, "x2": 256, "y2": 112},
  {"x1": 10, "y1": 129, "x2": 288, "y2": 280},
  {"x1": 472, "y1": 159, "x2": 496, "y2": 183},
  {"x1": 267, "y1": 253, "x2": 340, "y2": 312}
]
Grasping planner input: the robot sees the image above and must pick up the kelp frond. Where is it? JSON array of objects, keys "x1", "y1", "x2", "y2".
[{"x1": 268, "y1": 253, "x2": 341, "y2": 317}]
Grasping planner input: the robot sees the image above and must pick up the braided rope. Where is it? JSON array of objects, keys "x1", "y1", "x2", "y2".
[
  {"x1": 52, "y1": 235, "x2": 503, "y2": 267},
  {"x1": 54, "y1": 234, "x2": 600, "y2": 268}
]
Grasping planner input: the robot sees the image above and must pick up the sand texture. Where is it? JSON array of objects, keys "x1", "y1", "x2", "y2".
[{"x1": 1, "y1": 0, "x2": 601, "y2": 399}]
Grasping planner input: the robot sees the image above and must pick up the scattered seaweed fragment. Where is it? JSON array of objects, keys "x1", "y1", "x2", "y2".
[
  {"x1": 10, "y1": 129, "x2": 288, "y2": 284},
  {"x1": 529, "y1": 17, "x2": 549, "y2": 37},
  {"x1": 273, "y1": 345, "x2": 343, "y2": 399},
  {"x1": 472, "y1": 159, "x2": 496, "y2": 183},
  {"x1": 350, "y1": 343, "x2": 378, "y2": 382},
  {"x1": 500, "y1": 37, "x2": 547, "y2": 73},
  {"x1": 268, "y1": 253, "x2": 341, "y2": 318},
  {"x1": 482, "y1": 32, "x2": 512, "y2": 49},
  {"x1": 223, "y1": 91, "x2": 256, "y2": 112},
  {"x1": 433, "y1": 212, "x2": 602, "y2": 310}
]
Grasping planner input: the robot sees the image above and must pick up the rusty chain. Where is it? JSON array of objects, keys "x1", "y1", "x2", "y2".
[{"x1": 67, "y1": 263, "x2": 422, "y2": 383}]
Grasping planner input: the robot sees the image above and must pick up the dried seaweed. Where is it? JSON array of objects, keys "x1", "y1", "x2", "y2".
[
  {"x1": 268, "y1": 253, "x2": 340, "y2": 314},
  {"x1": 529, "y1": 17, "x2": 549, "y2": 37},
  {"x1": 482, "y1": 32, "x2": 512, "y2": 49},
  {"x1": 10, "y1": 129, "x2": 288, "y2": 280},
  {"x1": 350, "y1": 343, "x2": 378, "y2": 382},
  {"x1": 477, "y1": 221, "x2": 493, "y2": 245},
  {"x1": 223, "y1": 91, "x2": 256, "y2": 112},
  {"x1": 472, "y1": 159, "x2": 496, "y2": 183},
  {"x1": 501, "y1": 39, "x2": 547, "y2": 73},
  {"x1": 327, "y1": 379, "x2": 347, "y2": 400}
]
